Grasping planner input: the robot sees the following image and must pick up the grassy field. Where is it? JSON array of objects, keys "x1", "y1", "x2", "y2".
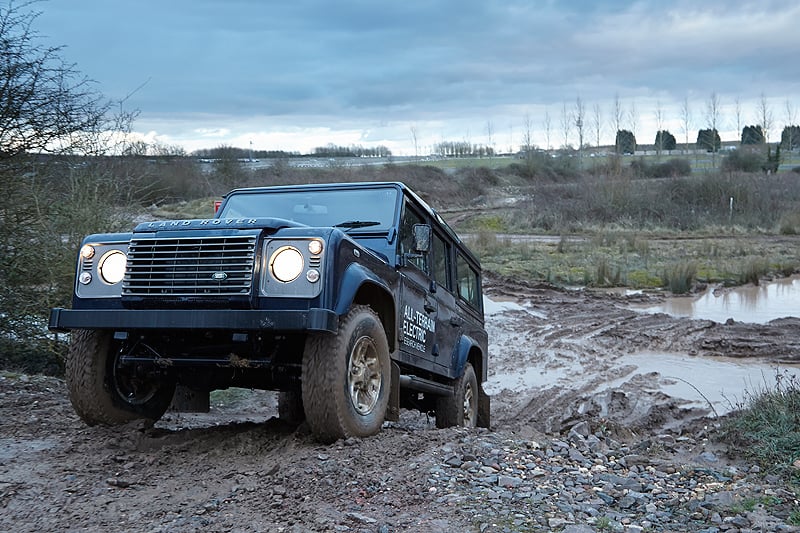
[
  {"x1": 414, "y1": 149, "x2": 800, "y2": 174},
  {"x1": 466, "y1": 231, "x2": 800, "y2": 291}
]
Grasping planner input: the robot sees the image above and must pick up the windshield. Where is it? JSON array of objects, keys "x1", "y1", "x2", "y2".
[{"x1": 219, "y1": 186, "x2": 400, "y2": 230}]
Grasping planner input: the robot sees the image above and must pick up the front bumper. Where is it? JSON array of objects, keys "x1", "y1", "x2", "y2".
[{"x1": 48, "y1": 307, "x2": 338, "y2": 333}]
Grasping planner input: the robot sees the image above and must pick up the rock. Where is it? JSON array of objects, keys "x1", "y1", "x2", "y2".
[
  {"x1": 345, "y1": 512, "x2": 377, "y2": 524},
  {"x1": 498, "y1": 475, "x2": 523, "y2": 488},
  {"x1": 563, "y1": 526, "x2": 595, "y2": 533},
  {"x1": 570, "y1": 421, "x2": 592, "y2": 438}
]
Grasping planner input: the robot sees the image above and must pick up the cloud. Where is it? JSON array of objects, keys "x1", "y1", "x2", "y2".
[{"x1": 31, "y1": 0, "x2": 800, "y2": 153}]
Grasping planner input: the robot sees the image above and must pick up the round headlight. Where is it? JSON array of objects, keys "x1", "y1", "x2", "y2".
[
  {"x1": 270, "y1": 246, "x2": 304, "y2": 283},
  {"x1": 98, "y1": 250, "x2": 127, "y2": 284}
]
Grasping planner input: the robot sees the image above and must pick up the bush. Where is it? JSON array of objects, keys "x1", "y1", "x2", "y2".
[
  {"x1": 0, "y1": 338, "x2": 64, "y2": 376},
  {"x1": 630, "y1": 158, "x2": 691, "y2": 178},
  {"x1": 651, "y1": 158, "x2": 692, "y2": 178},
  {"x1": 722, "y1": 149, "x2": 765, "y2": 173},
  {"x1": 662, "y1": 262, "x2": 697, "y2": 294}
]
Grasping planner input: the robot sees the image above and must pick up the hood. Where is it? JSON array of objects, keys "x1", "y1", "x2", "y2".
[{"x1": 133, "y1": 217, "x2": 308, "y2": 233}]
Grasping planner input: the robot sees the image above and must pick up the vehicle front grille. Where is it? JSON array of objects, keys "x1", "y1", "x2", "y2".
[{"x1": 123, "y1": 235, "x2": 256, "y2": 296}]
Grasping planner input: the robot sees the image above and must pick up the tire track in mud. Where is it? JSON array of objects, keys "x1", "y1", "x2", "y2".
[{"x1": 483, "y1": 275, "x2": 800, "y2": 437}]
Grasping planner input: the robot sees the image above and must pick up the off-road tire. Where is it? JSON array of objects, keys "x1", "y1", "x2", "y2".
[
  {"x1": 435, "y1": 362, "x2": 478, "y2": 429},
  {"x1": 301, "y1": 305, "x2": 390, "y2": 443},
  {"x1": 66, "y1": 329, "x2": 175, "y2": 426},
  {"x1": 278, "y1": 390, "x2": 305, "y2": 424}
]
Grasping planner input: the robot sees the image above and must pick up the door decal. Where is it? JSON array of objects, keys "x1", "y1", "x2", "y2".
[{"x1": 401, "y1": 304, "x2": 436, "y2": 352}]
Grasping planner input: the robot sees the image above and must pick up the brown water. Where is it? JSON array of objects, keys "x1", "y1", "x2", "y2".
[
  {"x1": 638, "y1": 276, "x2": 799, "y2": 324},
  {"x1": 611, "y1": 352, "x2": 800, "y2": 415}
]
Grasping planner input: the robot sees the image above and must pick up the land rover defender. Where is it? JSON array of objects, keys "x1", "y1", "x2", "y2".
[{"x1": 49, "y1": 181, "x2": 490, "y2": 442}]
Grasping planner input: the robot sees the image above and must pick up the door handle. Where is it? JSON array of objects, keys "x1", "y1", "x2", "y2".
[
  {"x1": 450, "y1": 316, "x2": 463, "y2": 327},
  {"x1": 424, "y1": 303, "x2": 436, "y2": 314}
]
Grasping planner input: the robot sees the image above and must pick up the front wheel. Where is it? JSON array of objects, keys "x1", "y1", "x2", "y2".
[
  {"x1": 436, "y1": 362, "x2": 478, "y2": 428},
  {"x1": 302, "y1": 305, "x2": 390, "y2": 443},
  {"x1": 66, "y1": 329, "x2": 175, "y2": 426}
]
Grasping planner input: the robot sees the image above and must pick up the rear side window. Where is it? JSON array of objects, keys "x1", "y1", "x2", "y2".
[{"x1": 456, "y1": 253, "x2": 480, "y2": 310}]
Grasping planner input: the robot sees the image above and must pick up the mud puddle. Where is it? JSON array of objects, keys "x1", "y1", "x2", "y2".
[
  {"x1": 636, "y1": 276, "x2": 800, "y2": 324},
  {"x1": 608, "y1": 352, "x2": 800, "y2": 415}
]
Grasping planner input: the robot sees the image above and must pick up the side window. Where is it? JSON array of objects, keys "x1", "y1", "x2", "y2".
[
  {"x1": 398, "y1": 202, "x2": 427, "y2": 272},
  {"x1": 457, "y1": 253, "x2": 480, "y2": 310},
  {"x1": 432, "y1": 233, "x2": 450, "y2": 290}
]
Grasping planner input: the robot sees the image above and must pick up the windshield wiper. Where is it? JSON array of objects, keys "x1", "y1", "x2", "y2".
[{"x1": 334, "y1": 220, "x2": 381, "y2": 229}]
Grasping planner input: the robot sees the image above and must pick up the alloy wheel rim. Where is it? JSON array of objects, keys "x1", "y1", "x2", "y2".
[{"x1": 348, "y1": 336, "x2": 381, "y2": 415}]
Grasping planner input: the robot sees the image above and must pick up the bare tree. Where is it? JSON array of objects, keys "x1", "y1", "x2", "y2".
[
  {"x1": 0, "y1": 0, "x2": 125, "y2": 353},
  {"x1": 757, "y1": 93, "x2": 773, "y2": 144},
  {"x1": 706, "y1": 92, "x2": 721, "y2": 167},
  {"x1": 591, "y1": 103, "x2": 602, "y2": 149},
  {"x1": 784, "y1": 99, "x2": 797, "y2": 151},
  {"x1": 485, "y1": 120, "x2": 494, "y2": 157},
  {"x1": 627, "y1": 100, "x2": 638, "y2": 151},
  {"x1": 574, "y1": 96, "x2": 586, "y2": 163},
  {"x1": 559, "y1": 102, "x2": 572, "y2": 150},
  {"x1": 734, "y1": 96, "x2": 743, "y2": 144},
  {"x1": 522, "y1": 112, "x2": 534, "y2": 157},
  {"x1": 0, "y1": 1, "x2": 111, "y2": 159},
  {"x1": 654, "y1": 100, "x2": 665, "y2": 158},
  {"x1": 543, "y1": 109, "x2": 552, "y2": 151},
  {"x1": 612, "y1": 94, "x2": 623, "y2": 153},
  {"x1": 680, "y1": 96, "x2": 692, "y2": 154}
]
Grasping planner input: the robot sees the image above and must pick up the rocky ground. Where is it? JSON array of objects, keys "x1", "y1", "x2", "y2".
[{"x1": 2, "y1": 277, "x2": 800, "y2": 532}]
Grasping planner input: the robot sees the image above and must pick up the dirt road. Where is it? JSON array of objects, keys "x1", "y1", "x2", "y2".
[{"x1": 2, "y1": 278, "x2": 799, "y2": 532}]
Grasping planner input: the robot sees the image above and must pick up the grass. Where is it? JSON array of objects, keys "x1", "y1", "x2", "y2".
[
  {"x1": 467, "y1": 231, "x2": 800, "y2": 291},
  {"x1": 722, "y1": 370, "x2": 800, "y2": 480}
]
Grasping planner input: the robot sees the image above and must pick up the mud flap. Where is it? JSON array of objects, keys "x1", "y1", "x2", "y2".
[
  {"x1": 477, "y1": 386, "x2": 491, "y2": 429},
  {"x1": 169, "y1": 385, "x2": 210, "y2": 413},
  {"x1": 386, "y1": 360, "x2": 401, "y2": 422}
]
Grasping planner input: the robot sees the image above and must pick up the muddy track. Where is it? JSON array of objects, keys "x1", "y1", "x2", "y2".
[{"x1": 2, "y1": 277, "x2": 799, "y2": 531}]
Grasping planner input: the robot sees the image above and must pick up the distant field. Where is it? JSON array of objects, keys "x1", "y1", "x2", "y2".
[{"x1": 404, "y1": 149, "x2": 800, "y2": 173}]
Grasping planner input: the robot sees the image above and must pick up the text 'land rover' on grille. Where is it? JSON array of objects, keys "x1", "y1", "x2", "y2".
[{"x1": 49, "y1": 181, "x2": 490, "y2": 442}]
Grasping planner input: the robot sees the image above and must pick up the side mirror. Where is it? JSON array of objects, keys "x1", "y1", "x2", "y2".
[{"x1": 412, "y1": 224, "x2": 431, "y2": 253}]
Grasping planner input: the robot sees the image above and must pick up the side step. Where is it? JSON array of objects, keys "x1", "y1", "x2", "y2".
[{"x1": 399, "y1": 374, "x2": 454, "y2": 397}]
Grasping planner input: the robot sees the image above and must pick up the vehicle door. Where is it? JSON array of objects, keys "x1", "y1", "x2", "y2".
[
  {"x1": 429, "y1": 229, "x2": 463, "y2": 378},
  {"x1": 396, "y1": 202, "x2": 443, "y2": 374}
]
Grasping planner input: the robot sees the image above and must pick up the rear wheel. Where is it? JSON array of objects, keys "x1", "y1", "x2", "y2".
[
  {"x1": 436, "y1": 363, "x2": 478, "y2": 429},
  {"x1": 66, "y1": 329, "x2": 175, "y2": 426},
  {"x1": 302, "y1": 305, "x2": 390, "y2": 443}
]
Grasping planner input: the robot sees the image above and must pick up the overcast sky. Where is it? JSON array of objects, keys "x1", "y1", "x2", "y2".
[{"x1": 33, "y1": 0, "x2": 800, "y2": 155}]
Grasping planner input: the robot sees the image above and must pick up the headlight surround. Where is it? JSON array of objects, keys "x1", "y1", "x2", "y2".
[
  {"x1": 270, "y1": 246, "x2": 304, "y2": 283},
  {"x1": 98, "y1": 250, "x2": 127, "y2": 284}
]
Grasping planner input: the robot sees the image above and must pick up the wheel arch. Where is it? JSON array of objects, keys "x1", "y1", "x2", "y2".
[
  {"x1": 334, "y1": 263, "x2": 396, "y2": 352},
  {"x1": 453, "y1": 334, "x2": 488, "y2": 383}
]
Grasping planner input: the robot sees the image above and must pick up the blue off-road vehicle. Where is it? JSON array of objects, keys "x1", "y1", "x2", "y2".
[{"x1": 49, "y1": 181, "x2": 489, "y2": 442}]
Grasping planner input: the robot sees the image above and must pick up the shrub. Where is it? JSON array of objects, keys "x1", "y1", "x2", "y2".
[
  {"x1": 738, "y1": 258, "x2": 769, "y2": 285},
  {"x1": 0, "y1": 338, "x2": 64, "y2": 377},
  {"x1": 722, "y1": 149, "x2": 765, "y2": 173},
  {"x1": 651, "y1": 158, "x2": 691, "y2": 178},
  {"x1": 662, "y1": 262, "x2": 697, "y2": 294}
]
